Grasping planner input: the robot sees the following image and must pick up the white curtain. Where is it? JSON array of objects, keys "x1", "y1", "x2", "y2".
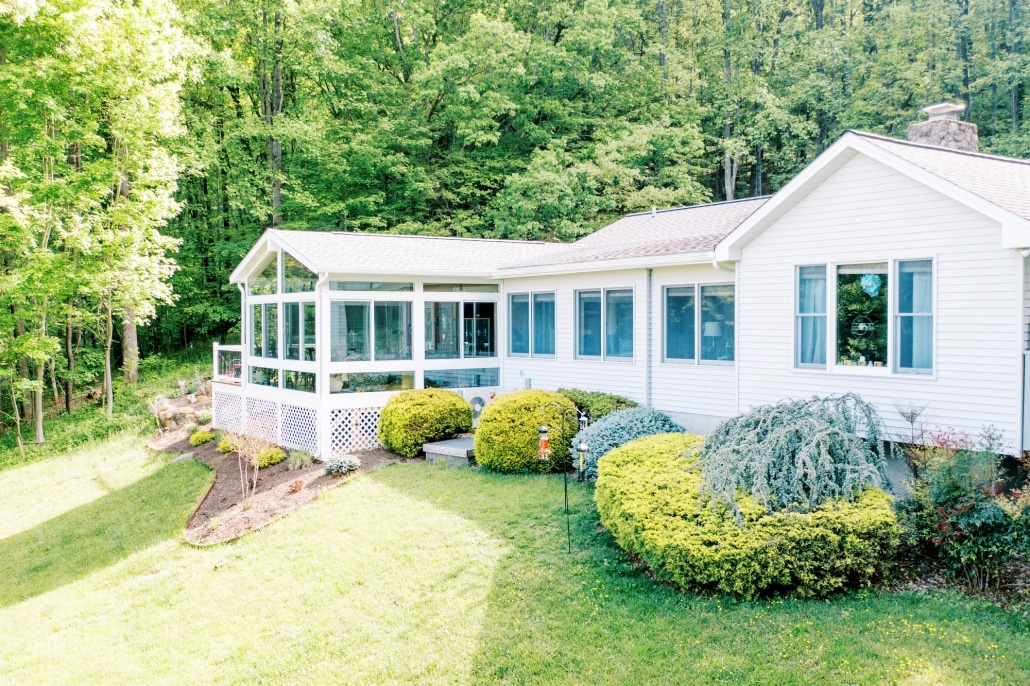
[{"x1": 798, "y1": 266, "x2": 826, "y2": 365}]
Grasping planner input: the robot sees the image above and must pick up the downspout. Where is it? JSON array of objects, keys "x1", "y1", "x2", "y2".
[{"x1": 645, "y1": 268, "x2": 653, "y2": 408}]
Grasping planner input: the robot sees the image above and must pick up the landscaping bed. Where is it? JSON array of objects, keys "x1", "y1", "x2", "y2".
[{"x1": 154, "y1": 428, "x2": 402, "y2": 545}]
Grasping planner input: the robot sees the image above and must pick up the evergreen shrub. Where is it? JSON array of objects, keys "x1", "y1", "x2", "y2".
[
  {"x1": 325, "y1": 454, "x2": 360, "y2": 475},
  {"x1": 475, "y1": 389, "x2": 580, "y2": 473},
  {"x1": 217, "y1": 435, "x2": 233, "y2": 453},
  {"x1": 596, "y1": 433, "x2": 900, "y2": 599},
  {"x1": 378, "y1": 389, "x2": 472, "y2": 458},
  {"x1": 573, "y1": 407, "x2": 683, "y2": 482},
  {"x1": 189, "y1": 430, "x2": 215, "y2": 447},
  {"x1": 558, "y1": 388, "x2": 637, "y2": 421},
  {"x1": 699, "y1": 394, "x2": 891, "y2": 519},
  {"x1": 253, "y1": 446, "x2": 286, "y2": 468}
]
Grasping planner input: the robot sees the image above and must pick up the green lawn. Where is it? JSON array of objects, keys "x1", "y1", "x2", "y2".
[{"x1": 1, "y1": 442, "x2": 1028, "y2": 685}]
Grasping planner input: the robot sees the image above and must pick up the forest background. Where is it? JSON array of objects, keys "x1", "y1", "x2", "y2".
[{"x1": 0, "y1": 0, "x2": 1027, "y2": 443}]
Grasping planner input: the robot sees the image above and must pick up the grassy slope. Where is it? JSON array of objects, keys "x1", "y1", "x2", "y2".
[{"x1": 1, "y1": 453, "x2": 1027, "y2": 685}]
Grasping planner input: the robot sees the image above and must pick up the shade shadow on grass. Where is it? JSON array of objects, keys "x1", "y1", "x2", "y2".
[
  {"x1": 0, "y1": 459, "x2": 212, "y2": 608},
  {"x1": 369, "y1": 463, "x2": 1030, "y2": 685}
]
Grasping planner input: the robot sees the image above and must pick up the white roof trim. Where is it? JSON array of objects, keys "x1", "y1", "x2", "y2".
[
  {"x1": 492, "y1": 251, "x2": 716, "y2": 278},
  {"x1": 230, "y1": 231, "x2": 278, "y2": 284},
  {"x1": 714, "y1": 132, "x2": 1030, "y2": 261}
]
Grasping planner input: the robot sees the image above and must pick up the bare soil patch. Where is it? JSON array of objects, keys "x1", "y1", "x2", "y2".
[{"x1": 151, "y1": 428, "x2": 407, "y2": 545}]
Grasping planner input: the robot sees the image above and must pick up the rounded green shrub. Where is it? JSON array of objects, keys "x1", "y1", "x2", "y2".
[
  {"x1": 253, "y1": 446, "x2": 287, "y2": 468},
  {"x1": 217, "y1": 435, "x2": 233, "y2": 453},
  {"x1": 475, "y1": 389, "x2": 580, "y2": 473},
  {"x1": 573, "y1": 407, "x2": 683, "y2": 482},
  {"x1": 189, "y1": 429, "x2": 216, "y2": 447},
  {"x1": 557, "y1": 388, "x2": 637, "y2": 421},
  {"x1": 596, "y1": 433, "x2": 900, "y2": 599},
  {"x1": 378, "y1": 389, "x2": 472, "y2": 458}
]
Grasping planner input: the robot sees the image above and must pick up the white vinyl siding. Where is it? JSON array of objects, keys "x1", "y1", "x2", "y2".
[
  {"x1": 501, "y1": 271, "x2": 648, "y2": 401},
  {"x1": 737, "y1": 153, "x2": 1024, "y2": 446}
]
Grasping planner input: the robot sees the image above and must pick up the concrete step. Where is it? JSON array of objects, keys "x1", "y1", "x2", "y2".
[{"x1": 424, "y1": 436, "x2": 475, "y2": 467}]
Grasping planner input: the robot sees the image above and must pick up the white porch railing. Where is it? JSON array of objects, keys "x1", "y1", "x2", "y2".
[{"x1": 213, "y1": 343, "x2": 243, "y2": 383}]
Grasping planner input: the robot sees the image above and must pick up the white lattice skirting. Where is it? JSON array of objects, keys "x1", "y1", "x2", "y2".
[
  {"x1": 213, "y1": 385, "x2": 380, "y2": 458},
  {"x1": 330, "y1": 408, "x2": 382, "y2": 457}
]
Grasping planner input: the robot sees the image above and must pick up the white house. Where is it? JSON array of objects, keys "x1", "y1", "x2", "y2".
[{"x1": 212, "y1": 109, "x2": 1030, "y2": 459}]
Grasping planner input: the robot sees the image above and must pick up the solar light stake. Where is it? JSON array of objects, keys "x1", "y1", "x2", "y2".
[{"x1": 577, "y1": 441, "x2": 588, "y2": 483}]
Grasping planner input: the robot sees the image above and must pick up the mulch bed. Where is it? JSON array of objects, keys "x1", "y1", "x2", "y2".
[{"x1": 150, "y1": 427, "x2": 407, "y2": 545}]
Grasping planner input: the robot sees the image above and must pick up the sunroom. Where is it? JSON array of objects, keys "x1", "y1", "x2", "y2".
[{"x1": 211, "y1": 230, "x2": 565, "y2": 458}]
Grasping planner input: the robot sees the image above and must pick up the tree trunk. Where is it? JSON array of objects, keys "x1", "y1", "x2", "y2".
[
  {"x1": 123, "y1": 307, "x2": 139, "y2": 383},
  {"x1": 6, "y1": 375, "x2": 24, "y2": 461},
  {"x1": 34, "y1": 361, "x2": 44, "y2": 444},
  {"x1": 15, "y1": 316, "x2": 30, "y2": 420},
  {"x1": 65, "y1": 311, "x2": 74, "y2": 414},
  {"x1": 104, "y1": 302, "x2": 114, "y2": 418}
]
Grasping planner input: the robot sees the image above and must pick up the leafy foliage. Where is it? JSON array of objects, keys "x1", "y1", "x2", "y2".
[
  {"x1": 899, "y1": 427, "x2": 1030, "y2": 591},
  {"x1": 216, "y1": 435, "x2": 233, "y2": 454},
  {"x1": 324, "y1": 454, "x2": 360, "y2": 476},
  {"x1": 377, "y1": 389, "x2": 472, "y2": 458},
  {"x1": 189, "y1": 430, "x2": 215, "y2": 447},
  {"x1": 474, "y1": 389, "x2": 579, "y2": 473},
  {"x1": 557, "y1": 389, "x2": 637, "y2": 422},
  {"x1": 699, "y1": 394, "x2": 891, "y2": 518},
  {"x1": 253, "y1": 446, "x2": 286, "y2": 469},
  {"x1": 573, "y1": 407, "x2": 683, "y2": 483},
  {"x1": 596, "y1": 433, "x2": 900, "y2": 599}
]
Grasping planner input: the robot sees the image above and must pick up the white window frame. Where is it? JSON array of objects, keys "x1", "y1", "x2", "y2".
[
  {"x1": 698, "y1": 283, "x2": 736, "y2": 366},
  {"x1": 796, "y1": 258, "x2": 936, "y2": 377},
  {"x1": 662, "y1": 284, "x2": 697, "y2": 365},
  {"x1": 508, "y1": 291, "x2": 556, "y2": 358},
  {"x1": 893, "y1": 257, "x2": 936, "y2": 375},
  {"x1": 508, "y1": 293, "x2": 531, "y2": 357},
  {"x1": 574, "y1": 287, "x2": 635, "y2": 361},
  {"x1": 794, "y1": 265, "x2": 828, "y2": 370}
]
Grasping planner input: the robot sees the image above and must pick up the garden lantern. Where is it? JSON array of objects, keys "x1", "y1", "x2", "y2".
[
  {"x1": 577, "y1": 441, "x2": 588, "y2": 482},
  {"x1": 538, "y1": 425, "x2": 550, "y2": 462},
  {"x1": 578, "y1": 413, "x2": 588, "y2": 433}
]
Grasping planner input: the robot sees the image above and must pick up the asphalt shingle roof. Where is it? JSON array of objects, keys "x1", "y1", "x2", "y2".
[
  {"x1": 854, "y1": 131, "x2": 1030, "y2": 222},
  {"x1": 505, "y1": 197, "x2": 770, "y2": 269}
]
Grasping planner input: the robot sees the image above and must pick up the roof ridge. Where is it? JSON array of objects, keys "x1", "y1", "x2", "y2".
[
  {"x1": 848, "y1": 130, "x2": 1030, "y2": 166},
  {"x1": 268, "y1": 228, "x2": 565, "y2": 247},
  {"x1": 622, "y1": 195, "x2": 771, "y2": 218}
]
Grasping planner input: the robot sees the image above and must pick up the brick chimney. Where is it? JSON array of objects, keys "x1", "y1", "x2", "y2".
[{"x1": 907, "y1": 103, "x2": 978, "y2": 152}]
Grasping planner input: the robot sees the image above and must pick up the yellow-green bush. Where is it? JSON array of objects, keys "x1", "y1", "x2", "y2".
[
  {"x1": 253, "y1": 446, "x2": 287, "y2": 468},
  {"x1": 189, "y1": 430, "x2": 216, "y2": 447},
  {"x1": 596, "y1": 433, "x2": 900, "y2": 599},
  {"x1": 475, "y1": 389, "x2": 580, "y2": 473},
  {"x1": 377, "y1": 389, "x2": 472, "y2": 458},
  {"x1": 217, "y1": 435, "x2": 233, "y2": 453}
]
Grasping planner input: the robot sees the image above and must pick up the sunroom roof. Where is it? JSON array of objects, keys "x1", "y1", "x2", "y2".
[{"x1": 266, "y1": 230, "x2": 569, "y2": 278}]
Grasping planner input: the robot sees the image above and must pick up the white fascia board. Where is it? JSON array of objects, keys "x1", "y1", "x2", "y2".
[
  {"x1": 229, "y1": 231, "x2": 276, "y2": 283},
  {"x1": 715, "y1": 133, "x2": 1030, "y2": 260},
  {"x1": 491, "y1": 251, "x2": 715, "y2": 278}
]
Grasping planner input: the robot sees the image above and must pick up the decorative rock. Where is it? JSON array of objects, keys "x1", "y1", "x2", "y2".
[{"x1": 172, "y1": 452, "x2": 195, "y2": 463}]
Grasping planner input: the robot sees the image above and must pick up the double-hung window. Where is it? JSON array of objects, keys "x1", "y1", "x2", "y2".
[
  {"x1": 796, "y1": 266, "x2": 827, "y2": 367},
  {"x1": 509, "y1": 293, "x2": 555, "y2": 356},
  {"x1": 700, "y1": 285, "x2": 735, "y2": 362},
  {"x1": 576, "y1": 289, "x2": 633, "y2": 359},
  {"x1": 896, "y1": 260, "x2": 933, "y2": 372}
]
